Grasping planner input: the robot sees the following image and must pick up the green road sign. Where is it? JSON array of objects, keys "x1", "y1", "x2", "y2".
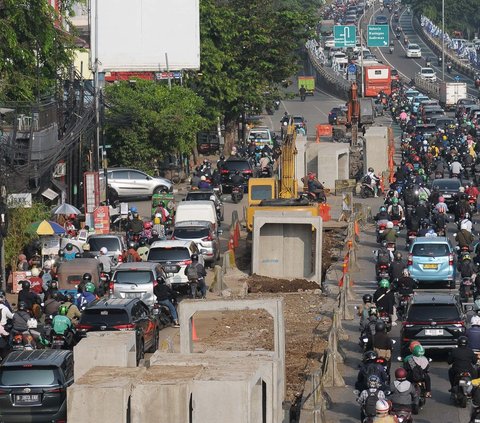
[
  {"x1": 367, "y1": 25, "x2": 389, "y2": 47},
  {"x1": 333, "y1": 25, "x2": 356, "y2": 48}
]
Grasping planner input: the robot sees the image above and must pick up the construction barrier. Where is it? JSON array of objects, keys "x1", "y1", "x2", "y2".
[{"x1": 387, "y1": 127, "x2": 395, "y2": 184}]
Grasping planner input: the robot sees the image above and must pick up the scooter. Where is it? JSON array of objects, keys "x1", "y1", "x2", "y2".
[
  {"x1": 231, "y1": 185, "x2": 244, "y2": 204},
  {"x1": 386, "y1": 241, "x2": 396, "y2": 253},
  {"x1": 452, "y1": 370, "x2": 473, "y2": 408},
  {"x1": 396, "y1": 294, "x2": 413, "y2": 320},
  {"x1": 360, "y1": 182, "x2": 376, "y2": 198},
  {"x1": 460, "y1": 276, "x2": 474, "y2": 301}
]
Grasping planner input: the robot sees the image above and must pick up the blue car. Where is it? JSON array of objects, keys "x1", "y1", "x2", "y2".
[{"x1": 408, "y1": 237, "x2": 456, "y2": 287}]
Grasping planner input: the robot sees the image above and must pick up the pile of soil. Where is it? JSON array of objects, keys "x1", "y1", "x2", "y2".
[
  {"x1": 246, "y1": 274, "x2": 321, "y2": 293},
  {"x1": 197, "y1": 293, "x2": 333, "y2": 402}
]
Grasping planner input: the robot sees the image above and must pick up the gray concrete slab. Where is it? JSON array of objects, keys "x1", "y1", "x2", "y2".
[
  {"x1": 364, "y1": 126, "x2": 389, "y2": 177},
  {"x1": 252, "y1": 211, "x2": 323, "y2": 284},
  {"x1": 305, "y1": 142, "x2": 350, "y2": 190}
]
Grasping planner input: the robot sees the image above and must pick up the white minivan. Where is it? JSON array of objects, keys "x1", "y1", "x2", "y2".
[{"x1": 175, "y1": 201, "x2": 218, "y2": 230}]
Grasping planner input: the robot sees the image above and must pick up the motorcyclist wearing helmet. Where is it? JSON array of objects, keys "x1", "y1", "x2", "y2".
[
  {"x1": 394, "y1": 269, "x2": 416, "y2": 296},
  {"x1": 457, "y1": 252, "x2": 475, "y2": 280},
  {"x1": 467, "y1": 316, "x2": 480, "y2": 350},
  {"x1": 448, "y1": 336, "x2": 477, "y2": 390},
  {"x1": 403, "y1": 344, "x2": 431, "y2": 397},
  {"x1": 434, "y1": 196, "x2": 449, "y2": 214},
  {"x1": 52, "y1": 305, "x2": 73, "y2": 336},
  {"x1": 191, "y1": 170, "x2": 201, "y2": 188},
  {"x1": 355, "y1": 350, "x2": 389, "y2": 392},
  {"x1": 17, "y1": 280, "x2": 41, "y2": 312},
  {"x1": 358, "y1": 294, "x2": 375, "y2": 329},
  {"x1": 12, "y1": 302, "x2": 33, "y2": 333},
  {"x1": 357, "y1": 374, "x2": 387, "y2": 421},
  {"x1": 368, "y1": 320, "x2": 394, "y2": 368},
  {"x1": 217, "y1": 155, "x2": 226, "y2": 171},
  {"x1": 366, "y1": 168, "x2": 381, "y2": 197},
  {"x1": 231, "y1": 170, "x2": 245, "y2": 187},
  {"x1": 61, "y1": 294, "x2": 82, "y2": 324},
  {"x1": 76, "y1": 282, "x2": 98, "y2": 310},
  {"x1": 123, "y1": 241, "x2": 142, "y2": 263},
  {"x1": 153, "y1": 274, "x2": 179, "y2": 327},
  {"x1": 63, "y1": 243, "x2": 77, "y2": 261},
  {"x1": 450, "y1": 158, "x2": 464, "y2": 178},
  {"x1": 387, "y1": 197, "x2": 404, "y2": 224},
  {"x1": 184, "y1": 253, "x2": 207, "y2": 298},
  {"x1": 126, "y1": 211, "x2": 144, "y2": 236},
  {"x1": 137, "y1": 238, "x2": 150, "y2": 262},
  {"x1": 371, "y1": 399, "x2": 398, "y2": 422},
  {"x1": 380, "y1": 221, "x2": 398, "y2": 243},
  {"x1": 97, "y1": 247, "x2": 114, "y2": 273},
  {"x1": 375, "y1": 206, "x2": 390, "y2": 223},
  {"x1": 373, "y1": 279, "x2": 395, "y2": 317},
  {"x1": 389, "y1": 252, "x2": 405, "y2": 282},
  {"x1": 44, "y1": 292, "x2": 62, "y2": 317},
  {"x1": 455, "y1": 223, "x2": 474, "y2": 250},
  {"x1": 80, "y1": 243, "x2": 96, "y2": 258},
  {"x1": 390, "y1": 367, "x2": 418, "y2": 413}
]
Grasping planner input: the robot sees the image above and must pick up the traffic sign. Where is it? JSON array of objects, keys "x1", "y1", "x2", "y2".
[
  {"x1": 347, "y1": 64, "x2": 357, "y2": 74},
  {"x1": 334, "y1": 25, "x2": 356, "y2": 48},
  {"x1": 367, "y1": 25, "x2": 389, "y2": 47}
]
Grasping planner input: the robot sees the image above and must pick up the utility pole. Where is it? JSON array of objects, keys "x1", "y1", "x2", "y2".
[
  {"x1": 93, "y1": 0, "x2": 100, "y2": 172},
  {"x1": 442, "y1": 0, "x2": 445, "y2": 81}
]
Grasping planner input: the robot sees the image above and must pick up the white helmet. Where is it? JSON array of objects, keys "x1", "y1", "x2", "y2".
[
  {"x1": 472, "y1": 316, "x2": 480, "y2": 326},
  {"x1": 43, "y1": 260, "x2": 52, "y2": 270},
  {"x1": 100, "y1": 247, "x2": 108, "y2": 255},
  {"x1": 376, "y1": 399, "x2": 390, "y2": 413},
  {"x1": 386, "y1": 221, "x2": 394, "y2": 229},
  {"x1": 402, "y1": 268, "x2": 410, "y2": 277},
  {"x1": 459, "y1": 186, "x2": 465, "y2": 193},
  {"x1": 30, "y1": 267, "x2": 40, "y2": 277}
]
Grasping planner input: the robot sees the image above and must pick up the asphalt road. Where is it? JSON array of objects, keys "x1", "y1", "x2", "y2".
[{"x1": 361, "y1": 4, "x2": 479, "y2": 97}]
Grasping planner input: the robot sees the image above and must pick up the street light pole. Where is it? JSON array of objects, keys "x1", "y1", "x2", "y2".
[{"x1": 442, "y1": 0, "x2": 445, "y2": 81}]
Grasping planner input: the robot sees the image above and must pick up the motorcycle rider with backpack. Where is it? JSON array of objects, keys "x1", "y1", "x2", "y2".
[
  {"x1": 390, "y1": 367, "x2": 419, "y2": 414},
  {"x1": 403, "y1": 344, "x2": 432, "y2": 398},
  {"x1": 356, "y1": 350, "x2": 389, "y2": 392},
  {"x1": 357, "y1": 375, "x2": 387, "y2": 421},
  {"x1": 184, "y1": 254, "x2": 207, "y2": 299}
]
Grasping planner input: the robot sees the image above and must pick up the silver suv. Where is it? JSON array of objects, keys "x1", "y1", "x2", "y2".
[
  {"x1": 111, "y1": 262, "x2": 171, "y2": 306},
  {"x1": 104, "y1": 168, "x2": 172, "y2": 201},
  {"x1": 172, "y1": 221, "x2": 219, "y2": 266}
]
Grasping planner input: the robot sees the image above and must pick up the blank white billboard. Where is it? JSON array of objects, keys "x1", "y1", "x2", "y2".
[{"x1": 90, "y1": 0, "x2": 200, "y2": 72}]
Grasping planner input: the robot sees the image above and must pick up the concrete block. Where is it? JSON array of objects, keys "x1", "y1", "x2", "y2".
[
  {"x1": 130, "y1": 365, "x2": 203, "y2": 423},
  {"x1": 73, "y1": 331, "x2": 137, "y2": 380},
  {"x1": 252, "y1": 211, "x2": 323, "y2": 284},
  {"x1": 295, "y1": 134, "x2": 308, "y2": 188},
  {"x1": 67, "y1": 367, "x2": 143, "y2": 423},
  {"x1": 305, "y1": 142, "x2": 349, "y2": 190},
  {"x1": 364, "y1": 126, "x2": 389, "y2": 176}
]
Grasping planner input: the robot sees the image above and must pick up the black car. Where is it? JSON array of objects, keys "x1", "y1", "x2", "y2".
[
  {"x1": 220, "y1": 158, "x2": 255, "y2": 190},
  {"x1": 400, "y1": 294, "x2": 466, "y2": 356},
  {"x1": 431, "y1": 178, "x2": 461, "y2": 208},
  {"x1": 328, "y1": 107, "x2": 347, "y2": 125},
  {"x1": 0, "y1": 350, "x2": 73, "y2": 422},
  {"x1": 293, "y1": 115, "x2": 307, "y2": 134},
  {"x1": 77, "y1": 298, "x2": 159, "y2": 364}
]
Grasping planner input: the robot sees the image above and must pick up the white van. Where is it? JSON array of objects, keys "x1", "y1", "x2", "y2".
[{"x1": 175, "y1": 201, "x2": 217, "y2": 229}]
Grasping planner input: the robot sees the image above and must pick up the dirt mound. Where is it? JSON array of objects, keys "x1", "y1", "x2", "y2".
[{"x1": 246, "y1": 274, "x2": 320, "y2": 293}]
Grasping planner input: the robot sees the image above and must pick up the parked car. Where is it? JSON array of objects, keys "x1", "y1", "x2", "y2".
[
  {"x1": 147, "y1": 240, "x2": 203, "y2": 289},
  {"x1": 407, "y1": 237, "x2": 456, "y2": 287},
  {"x1": 104, "y1": 168, "x2": 172, "y2": 201},
  {"x1": 220, "y1": 158, "x2": 255, "y2": 190},
  {"x1": 111, "y1": 262, "x2": 172, "y2": 306},
  {"x1": 400, "y1": 293, "x2": 465, "y2": 356},
  {"x1": 406, "y1": 43, "x2": 422, "y2": 58},
  {"x1": 0, "y1": 350, "x2": 74, "y2": 422},
  {"x1": 77, "y1": 298, "x2": 159, "y2": 364},
  {"x1": 87, "y1": 234, "x2": 125, "y2": 265},
  {"x1": 172, "y1": 220, "x2": 220, "y2": 266},
  {"x1": 184, "y1": 189, "x2": 224, "y2": 222}
]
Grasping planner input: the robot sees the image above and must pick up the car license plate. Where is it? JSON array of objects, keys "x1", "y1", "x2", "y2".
[
  {"x1": 123, "y1": 292, "x2": 145, "y2": 299},
  {"x1": 423, "y1": 263, "x2": 438, "y2": 269},
  {"x1": 163, "y1": 264, "x2": 180, "y2": 273},
  {"x1": 425, "y1": 329, "x2": 444, "y2": 336},
  {"x1": 443, "y1": 194, "x2": 451, "y2": 198},
  {"x1": 15, "y1": 394, "x2": 40, "y2": 404}
]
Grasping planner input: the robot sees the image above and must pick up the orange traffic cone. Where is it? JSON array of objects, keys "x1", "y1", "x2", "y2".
[{"x1": 192, "y1": 319, "x2": 199, "y2": 342}]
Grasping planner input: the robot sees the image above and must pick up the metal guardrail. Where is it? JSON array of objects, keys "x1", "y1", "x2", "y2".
[{"x1": 413, "y1": 75, "x2": 440, "y2": 99}]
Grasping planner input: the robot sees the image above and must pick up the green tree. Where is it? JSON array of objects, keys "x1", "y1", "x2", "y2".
[
  {"x1": 5, "y1": 202, "x2": 50, "y2": 270},
  {"x1": 104, "y1": 80, "x2": 207, "y2": 173},
  {"x1": 0, "y1": 0, "x2": 76, "y2": 102},
  {"x1": 191, "y1": 0, "x2": 315, "y2": 153}
]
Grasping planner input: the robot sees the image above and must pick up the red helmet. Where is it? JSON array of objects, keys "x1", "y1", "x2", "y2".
[
  {"x1": 395, "y1": 367, "x2": 408, "y2": 380},
  {"x1": 308, "y1": 173, "x2": 316, "y2": 181},
  {"x1": 143, "y1": 221, "x2": 152, "y2": 229}
]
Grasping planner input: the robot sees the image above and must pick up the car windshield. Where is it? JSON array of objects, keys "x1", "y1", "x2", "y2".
[
  {"x1": 0, "y1": 368, "x2": 58, "y2": 386},
  {"x1": 409, "y1": 44, "x2": 419, "y2": 50},
  {"x1": 435, "y1": 180, "x2": 460, "y2": 190},
  {"x1": 114, "y1": 271, "x2": 153, "y2": 285},
  {"x1": 412, "y1": 243, "x2": 450, "y2": 257},
  {"x1": 173, "y1": 227, "x2": 210, "y2": 239},
  {"x1": 407, "y1": 304, "x2": 460, "y2": 322},
  {"x1": 249, "y1": 131, "x2": 269, "y2": 140},
  {"x1": 148, "y1": 247, "x2": 190, "y2": 262},
  {"x1": 80, "y1": 309, "x2": 129, "y2": 325},
  {"x1": 223, "y1": 161, "x2": 251, "y2": 171},
  {"x1": 422, "y1": 69, "x2": 434, "y2": 74},
  {"x1": 293, "y1": 117, "x2": 305, "y2": 124},
  {"x1": 88, "y1": 238, "x2": 121, "y2": 252}
]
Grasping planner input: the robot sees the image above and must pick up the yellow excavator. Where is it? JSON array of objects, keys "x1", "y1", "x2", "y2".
[{"x1": 246, "y1": 119, "x2": 320, "y2": 233}]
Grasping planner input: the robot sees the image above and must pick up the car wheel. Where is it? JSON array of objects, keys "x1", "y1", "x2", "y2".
[
  {"x1": 137, "y1": 339, "x2": 145, "y2": 365},
  {"x1": 154, "y1": 186, "x2": 169, "y2": 194},
  {"x1": 147, "y1": 329, "x2": 159, "y2": 353}
]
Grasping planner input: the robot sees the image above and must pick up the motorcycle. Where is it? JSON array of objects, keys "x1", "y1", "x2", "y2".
[
  {"x1": 153, "y1": 301, "x2": 177, "y2": 327},
  {"x1": 396, "y1": 294, "x2": 412, "y2": 320},
  {"x1": 386, "y1": 242, "x2": 396, "y2": 253},
  {"x1": 406, "y1": 230, "x2": 417, "y2": 249},
  {"x1": 259, "y1": 167, "x2": 272, "y2": 178},
  {"x1": 438, "y1": 56, "x2": 443, "y2": 66},
  {"x1": 447, "y1": 63, "x2": 452, "y2": 74},
  {"x1": 376, "y1": 222, "x2": 388, "y2": 243},
  {"x1": 460, "y1": 276, "x2": 474, "y2": 301},
  {"x1": 360, "y1": 182, "x2": 377, "y2": 198},
  {"x1": 475, "y1": 78, "x2": 480, "y2": 89},
  {"x1": 469, "y1": 195, "x2": 477, "y2": 214},
  {"x1": 378, "y1": 309, "x2": 392, "y2": 332},
  {"x1": 377, "y1": 263, "x2": 390, "y2": 281},
  {"x1": 391, "y1": 406, "x2": 413, "y2": 423},
  {"x1": 231, "y1": 185, "x2": 244, "y2": 204},
  {"x1": 11, "y1": 332, "x2": 36, "y2": 351},
  {"x1": 452, "y1": 370, "x2": 473, "y2": 408},
  {"x1": 389, "y1": 46, "x2": 394, "y2": 54},
  {"x1": 100, "y1": 272, "x2": 111, "y2": 294},
  {"x1": 274, "y1": 100, "x2": 280, "y2": 110}
]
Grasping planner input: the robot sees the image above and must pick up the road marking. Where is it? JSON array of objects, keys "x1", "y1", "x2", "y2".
[{"x1": 312, "y1": 104, "x2": 329, "y2": 118}]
